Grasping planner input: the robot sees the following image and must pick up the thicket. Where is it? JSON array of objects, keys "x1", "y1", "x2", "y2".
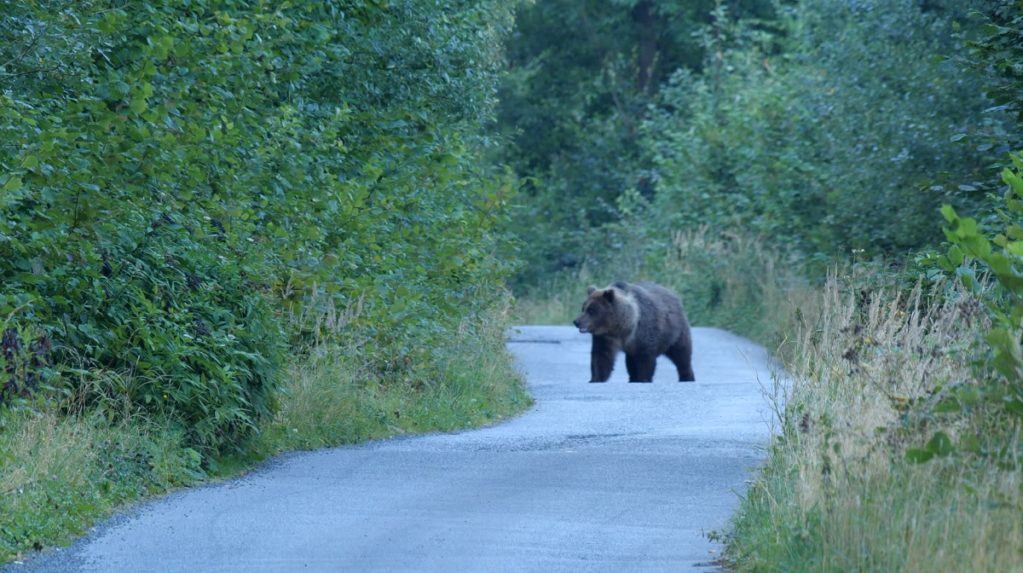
[
  {"x1": 502, "y1": 0, "x2": 1013, "y2": 282},
  {"x1": 0, "y1": 0, "x2": 520, "y2": 453},
  {"x1": 645, "y1": 0, "x2": 1002, "y2": 257}
]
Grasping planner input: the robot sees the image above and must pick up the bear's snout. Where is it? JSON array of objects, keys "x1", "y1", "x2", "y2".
[{"x1": 574, "y1": 317, "x2": 589, "y2": 333}]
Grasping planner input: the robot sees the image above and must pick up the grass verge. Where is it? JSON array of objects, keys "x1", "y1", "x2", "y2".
[
  {"x1": 724, "y1": 273, "x2": 1023, "y2": 572},
  {"x1": 0, "y1": 409, "x2": 202, "y2": 561},
  {"x1": 257, "y1": 317, "x2": 532, "y2": 454},
  {"x1": 0, "y1": 310, "x2": 531, "y2": 564}
]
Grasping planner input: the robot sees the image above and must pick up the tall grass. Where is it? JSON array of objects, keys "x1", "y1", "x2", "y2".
[
  {"x1": 258, "y1": 313, "x2": 532, "y2": 453},
  {"x1": 727, "y1": 274, "x2": 1023, "y2": 572},
  {"x1": 0, "y1": 407, "x2": 201, "y2": 561}
]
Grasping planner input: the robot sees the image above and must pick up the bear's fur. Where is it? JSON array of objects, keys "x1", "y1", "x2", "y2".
[{"x1": 572, "y1": 281, "x2": 694, "y2": 383}]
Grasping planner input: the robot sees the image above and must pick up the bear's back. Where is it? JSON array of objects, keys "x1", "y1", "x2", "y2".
[{"x1": 620, "y1": 282, "x2": 687, "y2": 353}]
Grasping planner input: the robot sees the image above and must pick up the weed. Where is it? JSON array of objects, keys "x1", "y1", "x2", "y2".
[
  {"x1": 0, "y1": 408, "x2": 200, "y2": 561},
  {"x1": 726, "y1": 275, "x2": 1023, "y2": 572}
]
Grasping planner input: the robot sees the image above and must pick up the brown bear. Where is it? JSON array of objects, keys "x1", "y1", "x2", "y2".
[{"x1": 572, "y1": 281, "x2": 694, "y2": 383}]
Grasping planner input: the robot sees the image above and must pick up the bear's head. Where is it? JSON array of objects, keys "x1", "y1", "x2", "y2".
[{"x1": 573, "y1": 286, "x2": 619, "y2": 335}]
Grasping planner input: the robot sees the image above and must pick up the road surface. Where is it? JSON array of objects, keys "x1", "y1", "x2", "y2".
[{"x1": 8, "y1": 326, "x2": 779, "y2": 572}]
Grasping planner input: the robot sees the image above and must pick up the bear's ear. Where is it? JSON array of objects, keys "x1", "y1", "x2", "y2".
[
  {"x1": 603, "y1": 289, "x2": 615, "y2": 302},
  {"x1": 587, "y1": 286, "x2": 597, "y2": 295}
]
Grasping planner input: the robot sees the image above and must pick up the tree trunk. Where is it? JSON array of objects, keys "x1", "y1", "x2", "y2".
[{"x1": 634, "y1": 0, "x2": 657, "y2": 93}]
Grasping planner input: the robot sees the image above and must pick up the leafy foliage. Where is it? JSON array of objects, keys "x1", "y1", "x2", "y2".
[
  {"x1": 643, "y1": 0, "x2": 1000, "y2": 258},
  {"x1": 1, "y1": 0, "x2": 520, "y2": 453},
  {"x1": 498, "y1": 0, "x2": 776, "y2": 285},
  {"x1": 898, "y1": 0, "x2": 1023, "y2": 465},
  {"x1": 937, "y1": 158, "x2": 1023, "y2": 432},
  {"x1": 501, "y1": 0, "x2": 1017, "y2": 287}
]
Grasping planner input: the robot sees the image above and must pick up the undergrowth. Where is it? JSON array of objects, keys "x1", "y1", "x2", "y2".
[
  {"x1": 258, "y1": 316, "x2": 532, "y2": 454},
  {"x1": 0, "y1": 408, "x2": 202, "y2": 560}
]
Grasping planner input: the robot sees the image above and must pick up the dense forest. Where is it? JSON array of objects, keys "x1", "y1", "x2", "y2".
[{"x1": 3, "y1": 0, "x2": 1023, "y2": 569}]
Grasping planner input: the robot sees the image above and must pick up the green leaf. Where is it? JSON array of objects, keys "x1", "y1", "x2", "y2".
[
  {"x1": 2, "y1": 176, "x2": 23, "y2": 192},
  {"x1": 1003, "y1": 168, "x2": 1023, "y2": 198},
  {"x1": 1007, "y1": 241, "x2": 1023, "y2": 257},
  {"x1": 940, "y1": 204, "x2": 957, "y2": 223},
  {"x1": 947, "y1": 245, "x2": 964, "y2": 266},
  {"x1": 987, "y1": 253, "x2": 1012, "y2": 275},
  {"x1": 130, "y1": 97, "x2": 148, "y2": 115},
  {"x1": 926, "y1": 431, "x2": 953, "y2": 457},
  {"x1": 905, "y1": 448, "x2": 934, "y2": 464}
]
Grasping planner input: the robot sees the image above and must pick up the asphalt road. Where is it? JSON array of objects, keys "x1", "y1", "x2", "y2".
[{"x1": 7, "y1": 326, "x2": 779, "y2": 573}]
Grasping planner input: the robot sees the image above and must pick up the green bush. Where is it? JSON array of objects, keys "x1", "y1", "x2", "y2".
[
  {"x1": 937, "y1": 157, "x2": 1023, "y2": 436},
  {"x1": 0, "y1": 213, "x2": 283, "y2": 453},
  {"x1": 1, "y1": 0, "x2": 521, "y2": 453}
]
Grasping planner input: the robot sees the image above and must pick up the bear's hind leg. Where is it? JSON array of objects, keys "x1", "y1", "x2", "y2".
[
  {"x1": 667, "y1": 338, "x2": 695, "y2": 382},
  {"x1": 626, "y1": 353, "x2": 656, "y2": 382},
  {"x1": 590, "y1": 335, "x2": 618, "y2": 382}
]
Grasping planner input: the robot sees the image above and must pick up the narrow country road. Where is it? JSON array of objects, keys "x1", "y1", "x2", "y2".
[{"x1": 9, "y1": 326, "x2": 779, "y2": 573}]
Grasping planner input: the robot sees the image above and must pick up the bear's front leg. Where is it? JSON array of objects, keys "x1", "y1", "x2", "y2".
[
  {"x1": 590, "y1": 335, "x2": 617, "y2": 382},
  {"x1": 625, "y1": 353, "x2": 656, "y2": 382}
]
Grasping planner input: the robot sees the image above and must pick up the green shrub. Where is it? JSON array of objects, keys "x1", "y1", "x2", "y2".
[
  {"x1": 0, "y1": 215, "x2": 283, "y2": 453},
  {"x1": 936, "y1": 156, "x2": 1023, "y2": 439},
  {"x1": 1, "y1": 1, "x2": 521, "y2": 453}
]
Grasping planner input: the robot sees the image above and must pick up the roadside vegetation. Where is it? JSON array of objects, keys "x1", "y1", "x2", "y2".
[
  {"x1": 503, "y1": 0, "x2": 1023, "y2": 571},
  {"x1": 0, "y1": 1, "x2": 529, "y2": 563}
]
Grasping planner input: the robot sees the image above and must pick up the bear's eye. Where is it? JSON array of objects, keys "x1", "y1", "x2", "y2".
[{"x1": 586, "y1": 307, "x2": 595, "y2": 315}]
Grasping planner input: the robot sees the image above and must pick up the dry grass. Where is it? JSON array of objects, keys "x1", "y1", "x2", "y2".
[{"x1": 729, "y1": 272, "x2": 1023, "y2": 573}]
